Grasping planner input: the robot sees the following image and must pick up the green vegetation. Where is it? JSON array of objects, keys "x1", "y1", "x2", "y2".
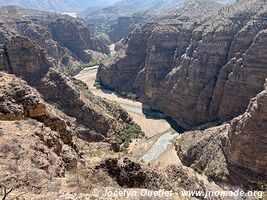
[
  {"x1": 118, "y1": 91, "x2": 138, "y2": 101},
  {"x1": 79, "y1": 60, "x2": 101, "y2": 70},
  {"x1": 94, "y1": 80, "x2": 102, "y2": 89},
  {"x1": 116, "y1": 124, "x2": 145, "y2": 148},
  {"x1": 126, "y1": 93, "x2": 137, "y2": 101},
  {"x1": 194, "y1": 162, "x2": 205, "y2": 174},
  {"x1": 205, "y1": 168, "x2": 216, "y2": 182}
]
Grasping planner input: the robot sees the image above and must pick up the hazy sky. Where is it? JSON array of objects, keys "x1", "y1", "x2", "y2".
[{"x1": 0, "y1": 0, "x2": 123, "y2": 12}]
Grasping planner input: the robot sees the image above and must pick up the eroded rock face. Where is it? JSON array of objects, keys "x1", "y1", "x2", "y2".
[
  {"x1": 108, "y1": 15, "x2": 146, "y2": 42},
  {"x1": 0, "y1": 72, "x2": 78, "y2": 173},
  {"x1": 174, "y1": 80, "x2": 267, "y2": 184},
  {"x1": 0, "y1": 35, "x2": 132, "y2": 141},
  {"x1": 0, "y1": 72, "x2": 76, "y2": 144},
  {"x1": 96, "y1": 157, "x2": 225, "y2": 196},
  {"x1": 175, "y1": 125, "x2": 230, "y2": 183},
  {"x1": 1, "y1": 36, "x2": 54, "y2": 82},
  {"x1": 98, "y1": 0, "x2": 267, "y2": 129},
  {"x1": 0, "y1": 5, "x2": 109, "y2": 75},
  {"x1": 224, "y1": 83, "x2": 267, "y2": 176},
  {"x1": 50, "y1": 17, "x2": 109, "y2": 61}
]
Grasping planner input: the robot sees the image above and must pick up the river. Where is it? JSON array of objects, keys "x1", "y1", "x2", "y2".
[{"x1": 75, "y1": 66, "x2": 181, "y2": 166}]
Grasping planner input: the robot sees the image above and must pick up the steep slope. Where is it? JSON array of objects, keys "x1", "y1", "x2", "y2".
[
  {"x1": 98, "y1": 0, "x2": 267, "y2": 129},
  {"x1": 175, "y1": 82, "x2": 267, "y2": 185},
  {"x1": 0, "y1": 35, "x2": 232, "y2": 200},
  {"x1": 224, "y1": 81, "x2": 267, "y2": 176},
  {"x1": 0, "y1": 35, "x2": 141, "y2": 197},
  {"x1": 0, "y1": 35, "x2": 133, "y2": 142},
  {"x1": 0, "y1": 6, "x2": 110, "y2": 75}
]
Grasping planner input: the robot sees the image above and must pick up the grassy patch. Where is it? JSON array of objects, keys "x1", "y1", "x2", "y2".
[
  {"x1": 205, "y1": 168, "x2": 216, "y2": 182},
  {"x1": 117, "y1": 91, "x2": 138, "y2": 101},
  {"x1": 116, "y1": 124, "x2": 145, "y2": 148},
  {"x1": 79, "y1": 60, "x2": 101, "y2": 70},
  {"x1": 194, "y1": 162, "x2": 205, "y2": 174},
  {"x1": 94, "y1": 80, "x2": 102, "y2": 89}
]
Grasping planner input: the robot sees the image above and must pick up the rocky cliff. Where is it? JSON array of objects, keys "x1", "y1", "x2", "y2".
[
  {"x1": 0, "y1": 35, "x2": 133, "y2": 144},
  {"x1": 98, "y1": 0, "x2": 267, "y2": 183},
  {"x1": 224, "y1": 81, "x2": 267, "y2": 176},
  {"x1": 108, "y1": 15, "x2": 146, "y2": 42},
  {"x1": 0, "y1": 6, "x2": 110, "y2": 75},
  {"x1": 0, "y1": 35, "x2": 142, "y2": 198},
  {"x1": 0, "y1": 35, "x2": 232, "y2": 199},
  {"x1": 175, "y1": 83, "x2": 267, "y2": 185},
  {"x1": 98, "y1": 0, "x2": 267, "y2": 129}
]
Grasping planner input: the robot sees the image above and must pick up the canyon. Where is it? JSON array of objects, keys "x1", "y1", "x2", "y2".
[
  {"x1": 0, "y1": 0, "x2": 266, "y2": 199},
  {"x1": 98, "y1": 0, "x2": 267, "y2": 128},
  {"x1": 0, "y1": 5, "x2": 110, "y2": 75},
  {"x1": 98, "y1": 0, "x2": 267, "y2": 187}
]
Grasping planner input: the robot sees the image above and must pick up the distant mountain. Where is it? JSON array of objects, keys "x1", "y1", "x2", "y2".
[
  {"x1": 81, "y1": 0, "x2": 235, "y2": 42},
  {"x1": 217, "y1": 0, "x2": 236, "y2": 4},
  {"x1": 0, "y1": 0, "x2": 121, "y2": 12},
  {"x1": 81, "y1": 0, "x2": 185, "y2": 19},
  {"x1": 112, "y1": 0, "x2": 185, "y2": 11},
  {"x1": 81, "y1": 0, "x2": 186, "y2": 40}
]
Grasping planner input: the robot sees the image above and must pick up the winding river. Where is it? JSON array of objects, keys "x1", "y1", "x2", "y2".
[{"x1": 75, "y1": 66, "x2": 181, "y2": 166}]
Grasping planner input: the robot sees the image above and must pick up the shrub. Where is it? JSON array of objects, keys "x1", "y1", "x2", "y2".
[
  {"x1": 79, "y1": 60, "x2": 101, "y2": 70},
  {"x1": 117, "y1": 91, "x2": 138, "y2": 101},
  {"x1": 94, "y1": 80, "x2": 102, "y2": 89},
  {"x1": 116, "y1": 124, "x2": 145, "y2": 148},
  {"x1": 205, "y1": 169, "x2": 216, "y2": 182},
  {"x1": 194, "y1": 162, "x2": 205, "y2": 174},
  {"x1": 126, "y1": 93, "x2": 137, "y2": 101}
]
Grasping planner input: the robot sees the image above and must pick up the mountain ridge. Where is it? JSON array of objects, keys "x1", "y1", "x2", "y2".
[{"x1": 0, "y1": 0, "x2": 121, "y2": 12}]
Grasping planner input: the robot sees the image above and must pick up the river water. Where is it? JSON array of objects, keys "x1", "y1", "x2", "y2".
[
  {"x1": 75, "y1": 66, "x2": 181, "y2": 165},
  {"x1": 141, "y1": 130, "x2": 180, "y2": 163}
]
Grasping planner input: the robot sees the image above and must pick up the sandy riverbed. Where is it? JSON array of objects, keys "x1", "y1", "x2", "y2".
[
  {"x1": 75, "y1": 67, "x2": 171, "y2": 138},
  {"x1": 75, "y1": 66, "x2": 180, "y2": 166}
]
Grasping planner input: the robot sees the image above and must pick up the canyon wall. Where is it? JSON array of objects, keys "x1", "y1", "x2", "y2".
[
  {"x1": 0, "y1": 6, "x2": 110, "y2": 75},
  {"x1": 224, "y1": 81, "x2": 267, "y2": 175},
  {"x1": 0, "y1": 35, "x2": 132, "y2": 141},
  {"x1": 98, "y1": 0, "x2": 267, "y2": 129},
  {"x1": 98, "y1": 0, "x2": 267, "y2": 178}
]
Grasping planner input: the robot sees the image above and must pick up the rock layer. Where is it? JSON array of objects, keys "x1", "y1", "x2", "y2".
[
  {"x1": 0, "y1": 5, "x2": 109, "y2": 75},
  {"x1": 224, "y1": 82, "x2": 267, "y2": 175},
  {"x1": 0, "y1": 35, "x2": 132, "y2": 141},
  {"x1": 98, "y1": 0, "x2": 267, "y2": 129}
]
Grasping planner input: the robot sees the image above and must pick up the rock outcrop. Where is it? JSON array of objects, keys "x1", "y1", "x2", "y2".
[
  {"x1": 0, "y1": 72, "x2": 78, "y2": 190},
  {"x1": 96, "y1": 157, "x2": 226, "y2": 197},
  {"x1": 98, "y1": 0, "x2": 267, "y2": 129},
  {"x1": 0, "y1": 72, "x2": 75, "y2": 144},
  {"x1": 0, "y1": 35, "x2": 132, "y2": 142},
  {"x1": 0, "y1": 5, "x2": 109, "y2": 75},
  {"x1": 175, "y1": 83, "x2": 267, "y2": 185},
  {"x1": 175, "y1": 125, "x2": 230, "y2": 183},
  {"x1": 224, "y1": 81, "x2": 267, "y2": 176},
  {"x1": 108, "y1": 15, "x2": 146, "y2": 42}
]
